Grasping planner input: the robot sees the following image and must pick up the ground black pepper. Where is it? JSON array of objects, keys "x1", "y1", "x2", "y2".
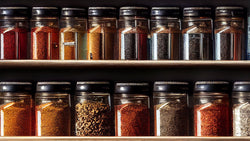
[{"x1": 233, "y1": 103, "x2": 250, "y2": 136}]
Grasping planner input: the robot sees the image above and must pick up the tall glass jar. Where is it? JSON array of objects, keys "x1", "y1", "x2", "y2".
[
  {"x1": 60, "y1": 8, "x2": 87, "y2": 60},
  {"x1": 182, "y1": 7, "x2": 213, "y2": 60},
  {"x1": 0, "y1": 7, "x2": 29, "y2": 59},
  {"x1": 150, "y1": 7, "x2": 181, "y2": 60},
  {"x1": 153, "y1": 82, "x2": 189, "y2": 136},
  {"x1": 232, "y1": 82, "x2": 250, "y2": 136},
  {"x1": 87, "y1": 7, "x2": 117, "y2": 60},
  {"x1": 35, "y1": 82, "x2": 71, "y2": 136},
  {"x1": 194, "y1": 81, "x2": 231, "y2": 136},
  {"x1": 31, "y1": 7, "x2": 59, "y2": 60},
  {"x1": 215, "y1": 7, "x2": 245, "y2": 60},
  {"x1": 114, "y1": 83, "x2": 150, "y2": 136},
  {"x1": 0, "y1": 82, "x2": 33, "y2": 136},
  {"x1": 118, "y1": 7, "x2": 149, "y2": 60},
  {"x1": 74, "y1": 81, "x2": 113, "y2": 136}
]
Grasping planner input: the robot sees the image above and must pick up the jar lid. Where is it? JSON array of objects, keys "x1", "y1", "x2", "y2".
[
  {"x1": 194, "y1": 81, "x2": 230, "y2": 93},
  {"x1": 32, "y1": 7, "x2": 59, "y2": 17},
  {"x1": 61, "y1": 8, "x2": 87, "y2": 18},
  {"x1": 115, "y1": 82, "x2": 149, "y2": 94},
  {"x1": 0, "y1": 82, "x2": 33, "y2": 92},
  {"x1": 233, "y1": 81, "x2": 250, "y2": 92},
  {"x1": 183, "y1": 7, "x2": 212, "y2": 17},
  {"x1": 154, "y1": 81, "x2": 189, "y2": 93},
  {"x1": 88, "y1": 7, "x2": 117, "y2": 17},
  {"x1": 216, "y1": 6, "x2": 245, "y2": 17},
  {"x1": 36, "y1": 82, "x2": 71, "y2": 92},
  {"x1": 120, "y1": 7, "x2": 149, "y2": 17},
  {"x1": 151, "y1": 7, "x2": 180, "y2": 17},
  {"x1": 76, "y1": 81, "x2": 110, "y2": 93},
  {"x1": 0, "y1": 7, "x2": 29, "y2": 18}
]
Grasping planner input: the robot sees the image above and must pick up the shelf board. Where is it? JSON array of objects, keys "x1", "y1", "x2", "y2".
[
  {"x1": 0, "y1": 60, "x2": 250, "y2": 69},
  {"x1": 0, "y1": 137, "x2": 249, "y2": 141}
]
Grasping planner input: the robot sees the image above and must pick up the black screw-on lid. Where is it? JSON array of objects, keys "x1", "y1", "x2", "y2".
[
  {"x1": 216, "y1": 7, "x2": 245, "y2": 17},
  {"x1": 0, "y1": 7, "x2": 29, "y2": 18},
  {"x1": 32, "y1": 7, "x2": 59, "y2": 17},
  {"x1": 115, "y1": 83, "x2": 149, "y2": 94},
  {"x1": 88, "y1": 7, "x2": 117, "y2": 17},
  {"x1": 183, "y1": 7, "x2": 212, "y2": 17},
  {"x1": 195, "y1": 81, "x2": 230, "y2": 93},
  {"x1": 76, "y1": 81, "x2": 110, "y2": 93},
  {"x1": 36, "y1": 82, "x2": 71, "y2": 92},
  {"x1": 154, "y1": 81, "x2": 189, "y2": 93},
  {"x1": 0, "y1": 82, "x2": 33, "y2": 92},
  {"x1": 120, "y1": 7, "x2": 149, "y2": 17},
  {"x1": 233, "y1": 81, "x2": 250, "y2": 92},
  {"x1": 151, "y1": 7, "x2": 180, "y2": 18},
  {"x1": 61, "y1": 8, "x2": 87, "y2": 18}
]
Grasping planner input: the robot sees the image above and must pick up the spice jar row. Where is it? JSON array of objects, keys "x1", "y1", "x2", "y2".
[
  {"x1": 0, "y1": 81, "x2": 249, "y2": 137},
  {"x1": 0, "y1": 6, "x2": 247, "y2": 60}
]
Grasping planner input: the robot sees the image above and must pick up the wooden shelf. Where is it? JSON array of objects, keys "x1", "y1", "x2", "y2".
[{"x1": 0, "y1": 137, "x2": 249, "y2": 141}]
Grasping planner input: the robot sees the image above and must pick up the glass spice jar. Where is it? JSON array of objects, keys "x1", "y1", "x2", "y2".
[
  {"x1": 232, "y1": 82, "x2": 250, "y2": 136},
  {"x1": 114, "y1": 83, "x2": 150, "y2": 136},
  {"x1": 118, "y1": 7, "x2": 149, "y2": 60},
  {"x1": 60, "y1": 8, "x2": 87, "y2": 60},
  {"x1": 31, "y1": 7, "x2": 59, "y2": 60},
  {"x1": 0, "y1": 82, "x2": 33, "y2": 136},
  {"x1": 194, "y1": 81, "x2": 231, "y2": 136},
  {"x1": 153, "y1": 81, "x2": 189, "y2": 136},
  {"x1": 87, "y1": 7, "x2": 117, "y2": 60},
  {"x1": 74, "y1": 81, "x2": 114, "y2": 136},
  {"x1": 35, "y1": 82, "x2": 71, "y2": 136},
  {"x1": 248, "y1": 16, "x2": 250, "y2": 60},
  {"x1": 150, "y1": 7, "x2": 181, "y2": 60},
  {"x1": 215, "y1": 7, "x2": 245, "y2": 60},
  {"x1": 182, "y1": 7, "x2": 213, "y2": 60},
  {"x1": 0, "y1": 7, "x2": 29, "y2": 59}
]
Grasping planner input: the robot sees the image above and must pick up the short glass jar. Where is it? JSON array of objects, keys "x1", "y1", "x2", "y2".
[
  {"x1": 87, "y1": 7, "x2": 117, "y2": 60},
  {"x1": 114, "y1": 83, "x2": 150, "y2": 136},
  {"x1": 0, "y1": 82, "x2": 33, "y2": 136},
  {"x1": 60, "y1": 8, "x2": 87, "y2": 60},
  {"x1": 214, "y1": 7, "x2": 245, "y2": 60},
  {"x1": 74, "y1": 81, "x2": 113, "y2": 136},
  {"x1": 194, "y1": 81, "x2": 231, "y2": 136},
  {"x1": 35, "y1": 82, "x2": 71, "y2": 136},
  {"x1": 232, "y1": 82, "x2": 250, "y2": 136},
  {"x1": 0, "y1": 7, "x2": 29, "y2": 59},
  {"x1": 31, "y1": 7, "x2": 59, "y2": 60},
  {"x1": 182, "y1": 7, "x2": 213, "y2": 60},
  {"x1": 118, "y1": 7, "x2": 149, "y2": 60},
  {"x1": 150, "y1": 7, "x2": 181, "y2": 60},
  {"x1": 153, "y1": 81, "x2": 189, "y2": 136}
]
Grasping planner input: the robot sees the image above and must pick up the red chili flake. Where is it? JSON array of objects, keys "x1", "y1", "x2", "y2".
[
  {"x1": 0, "y1": 28, "x2": 28, "y2": 59},
  {"x1": 194, "y1": 102, "x2": 231, "y2": 136},
  {"x1": 115, "y1": 103, "x2": 150, "y2": 136},
  {"x1": 31, "y1": 27, "x2": 59, "y2": 59}
]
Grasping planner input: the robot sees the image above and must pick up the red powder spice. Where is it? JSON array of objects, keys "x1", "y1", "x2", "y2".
[
  {"x1": 194, "y1": 102, "x2": 230, "y2": 136},
  {"x1": 115, "y1": 103, "x2": 150, "y2": 136},
  {"x1": 0, "y1": 28, "x2": 28, "y2": 59},
  {"x1": 31, "y1": 27, "x2": 59, "y2": 59}
]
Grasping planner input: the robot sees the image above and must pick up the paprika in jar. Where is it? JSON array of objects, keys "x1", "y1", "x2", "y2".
[
  {"x1": 194, "y1": 81, "x2": 231, "y2": 136},
  {"x1": 0, "y1": 82, "x2": 33, "y2": 136},
  {"x1": 35, "y1": 82, "x2": 71, "y2": 136},
  {"x1": 87, "y1": 7, "x2": 117, "y2": 60},
  {"x1": 60, "y1": 8, "x2": 87, "y2": 60},
  {"x1": 114, "y1": 83, "x2": 150, "y2": 136},
  {"x1": 215, "y1": 7, "x2": 245, "y2": 60},
  {"x1": 182, "y1": 7, "x2": 213, "y2": 60},
  {"x1": 0, "y1": 7, "x2": 29, "y2": 59},
  {"x1": 74, "y1": 82, "x2": 114, "y2": 136},
  {"x1": 118, "y1": 7, "x2": 149, "y2": 60},
  {"x1": 31, "y1": 7, "x2": 59, "y2": 60}
]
